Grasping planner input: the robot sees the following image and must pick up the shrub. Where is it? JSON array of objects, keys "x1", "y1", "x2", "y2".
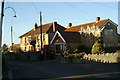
[
  {"x1": 3, "y1": 51, "x2": 10, "y2": 55},
  {"x1": 91, "y1": 40, "x2": 104, "y2": 54},
  {"x1": 2, "y1": 44, "x2": 8, "y2": 52},
  {"x1": 77, "y1": 45, "x2": 91, "y2": 54},
  {"x1": 61, "y1": 50, "x2": 69, "y2": 57},
  {"x1": 76, "y1": 52, "x2": 86, "y2": 58},
  {"x1": 68, "y1": 52, "x2": 86, "y2": 59}
]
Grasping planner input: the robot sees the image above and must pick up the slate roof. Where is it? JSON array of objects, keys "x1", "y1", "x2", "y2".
[
  {"x1": 52, "y1": 31, "x2": 81, "y2": 43},
  {"x1": 61, "y1": 31, "x2": 81, "y2": 43}
]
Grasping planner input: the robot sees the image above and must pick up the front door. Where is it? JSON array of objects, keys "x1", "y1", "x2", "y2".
[{"x1": 55, "y1": 44, "x2": 63, "y2": 55}]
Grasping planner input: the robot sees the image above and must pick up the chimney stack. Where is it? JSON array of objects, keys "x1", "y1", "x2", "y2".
[
  {"x1": 34, "y1": 23, "x2": 38, "y2": 31},
  {"x1": 67, "y1": 23, "x2": 72, "y2": 28},
  {"x1": 53, "y1": 22, "x2": 57, "y2": 32},
  {"x1": 96, "y1": 17, "x2": 100, "y2": 22}
]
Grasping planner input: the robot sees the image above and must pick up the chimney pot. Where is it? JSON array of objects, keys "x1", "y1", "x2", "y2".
[
  {"x1": 67, "y1": 23, "x2": 72, "y2": 28},
  {"x1": 96, "y1": 17, "x2": 100, "y2": 22},
  {"x1": 34, "y1": 23, "x2": 38, "y2": 30}
]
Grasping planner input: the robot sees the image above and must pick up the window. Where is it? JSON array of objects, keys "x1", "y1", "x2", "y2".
[
  {"x1": 20, "y1": 39, "x2": 22, "y2": 43},
  {"x1": 104, "y1": 29, "x2": 113, "y2": 35},
  {"x1": 104, "y1": 43, "x2": 106, "y2": 47},
  {"x1": 28, "y1": 36, "x2": 31, "y2": 42},
  {"x1": 36, "y1": 35, "x2": 39, "y2": 42},
  {"x1": 29, "y1": 46, "x2": 31, "y2": 51},
  {"x1": 108, "y1": 23, "x2": 110, "y2": 25},
  {"x1": 24, "y1": 38, "x2": 26, "y2": 43},
  {"x1": 24, "y1": 47, "x2": 26, "y2": 52},
  {"x1": 43, "y1": 34, "x2": 45, "y2": 41},
  {"x1": 118, "y1": 43, "x2": 120, "y2": 46},
  {"x1": 108, "y1": 43, "x2": 111, "y2": 47}
]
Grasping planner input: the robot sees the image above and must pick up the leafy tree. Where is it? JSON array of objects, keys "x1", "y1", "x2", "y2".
[
  {"x1": 2, "y1": 44, "x2": 8, "y2": 52},
  {"x1": 91, "y1": 40, "x2": 104, "y2": 54}
]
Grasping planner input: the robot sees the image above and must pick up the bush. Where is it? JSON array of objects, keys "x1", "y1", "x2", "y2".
[
  {"x1": 68, "y1": 52, "x2": 86, "y2": 59},
  {"x1": 61, "y1": 49, "x2": 69, "y2": 57},
  {"x1": 77, "y1": 45, "x2": 91, "y2": 54},
  {"x1": 3, "y1": 51, "x2": 10, "y2": 55},
  {"x1": 91, "y1": 40, "x2": 104, "y2": 54},
  {"x1": 2, "y1": 44, "x2": 8, "y2": 52}
]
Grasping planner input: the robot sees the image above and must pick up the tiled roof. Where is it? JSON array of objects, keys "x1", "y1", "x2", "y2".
[
  {"x1": 59, "y1": 31, "x2": 81, "y2": 43},
  {"x1": 8, "y1": 44, "x2": 20, "y2": 51},
  {"x1": 19, "y1": 22, "x2": 66, "y2": 38},
  {"x1": 19, "y1": 23, "x2": 53, "y2": 38},
  {"x1": 65, "y1": 19, "x2": 109, "y2": 32}
]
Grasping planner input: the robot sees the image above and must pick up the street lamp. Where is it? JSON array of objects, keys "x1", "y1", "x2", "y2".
[{"x1": 4, "y1": 6, "x2": 17, "y2": 45}]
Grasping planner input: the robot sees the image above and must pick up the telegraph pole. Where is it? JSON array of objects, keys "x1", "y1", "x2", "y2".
[
  {"x1": 40, "y1": 12, "x2": 42, "y2": 51},
  {"x1": 0, "y1": 0, "x2": 4, "y2": 50}
]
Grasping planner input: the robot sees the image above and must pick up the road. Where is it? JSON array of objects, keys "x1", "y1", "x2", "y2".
[{"x1": 2, "y1": 57, "x2": 120, "y2": 80}]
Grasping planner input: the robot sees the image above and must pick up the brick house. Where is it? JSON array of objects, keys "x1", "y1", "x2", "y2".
[
  {"x1": 50, "y1": 31, "x2": 81, "y2": 54},
  {"x1": 19, "y1": 22, "x2": 66, "y2": 52}
]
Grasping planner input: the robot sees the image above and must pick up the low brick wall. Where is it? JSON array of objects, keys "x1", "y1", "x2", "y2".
[{"x1": 83, "y1": 52, "x2": 120, "y2": 63}]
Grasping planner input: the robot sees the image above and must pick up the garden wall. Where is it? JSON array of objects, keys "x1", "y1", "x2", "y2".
[
  {"x1": 83, "y1": 52, "x2": 120, "y2": 63},
  {"x1": 3, "y1": 52, "x2": 42, "y2": 61}
]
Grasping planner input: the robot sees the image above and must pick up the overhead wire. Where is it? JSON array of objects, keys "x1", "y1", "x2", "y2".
[{"x1": 63, "y1": 2, "x2": 95, "y2": 17}]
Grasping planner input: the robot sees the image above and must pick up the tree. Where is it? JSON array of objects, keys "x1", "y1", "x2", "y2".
[
  {"x1": 2, "y1": 44, "x2": 8, "y2": 52},
  {"x1": 91, "y1": 40, "x2": 103, "y2": 54}
]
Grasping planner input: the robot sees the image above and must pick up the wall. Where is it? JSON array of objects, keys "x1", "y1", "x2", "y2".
[
  {"x1": 83, "y1": 52, "x2": 120, "y2": 63},
  {"x1": 102, "y1": 21, "x2": 118, "y2": 47}
]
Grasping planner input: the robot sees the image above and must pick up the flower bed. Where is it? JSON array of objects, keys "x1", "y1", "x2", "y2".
[{"x1": 61, "y1": 51, "x2": 86, "y2": 63}]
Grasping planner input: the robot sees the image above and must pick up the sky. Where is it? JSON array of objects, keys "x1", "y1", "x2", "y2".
[{"x1": 0, "y1": 1, "x2": 119, "y2": 47}]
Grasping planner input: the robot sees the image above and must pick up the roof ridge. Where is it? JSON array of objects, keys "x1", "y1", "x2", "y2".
[
  {"x1": 70, "y1": 18, "x2": 109, "y2": 28},
  {"x1": 37, "y1": 22, "x2": 53, "y2": 27}
]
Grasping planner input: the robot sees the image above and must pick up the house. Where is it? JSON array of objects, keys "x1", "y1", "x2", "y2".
[
  {"x1": 118, "y1": 34, "x2": 120, "y2": 48},
  {"x1": 50, "y1": 31, "x2": 81, "y2": 54},
  {"x1": 8, "y1": 44, "x2": 20, "y2": 52},
  {"x1": 19, "y1": 22, "x2": 66, "y2": 52},
  {"x1": 51, "y1": 17, "x2": 119, "y2": 54},
  {"x1": 65, "y1": 17, "x2": 119, "y2": 49},
  {"x1": 19, "y1": 17, "x2": 120, "y2": 53}
]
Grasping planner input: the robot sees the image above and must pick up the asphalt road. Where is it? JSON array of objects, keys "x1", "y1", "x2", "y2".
[{"x1": 2, "y1": 57, "x2": 120, "y2": 80}]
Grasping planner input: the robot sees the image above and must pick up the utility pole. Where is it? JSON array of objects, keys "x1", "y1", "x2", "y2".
[
  {"x1": 0, "y1": 0, "x2": 4, "y2": 50},
  {"x1": 11, "y1": 26, "x2": 14, "y2": 45},
  {"x1": 0, "y1": 0, "x2": 4, "y2": 79},
  {"x1": 40, "y1": 12, "x2": 42, "y2": 51}
]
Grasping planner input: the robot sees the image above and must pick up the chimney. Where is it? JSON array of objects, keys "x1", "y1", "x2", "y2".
[
  {"x1": 53, "y1": 22, "x2": 57, "y2": 32},
  {"x1": 34, "y1": 23, "x2": 38, "y2": 31},
  {"x1": 96, "y1": 17, "x2": 100, "y2": 22},
  {"x1": 67, "y1": 23, "x2": 72, "y2": 28}
]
